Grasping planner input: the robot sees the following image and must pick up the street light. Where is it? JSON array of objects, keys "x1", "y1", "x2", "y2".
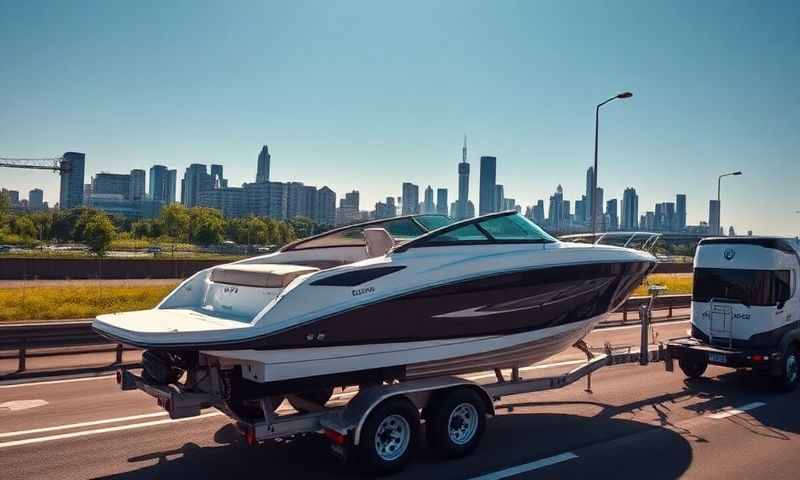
[
  {"x1": 591, "y1": 91, "x2": 633, "y2": 238},
  {"x1": 717, "y1": 171, "x2": 742, "y2": 235}
]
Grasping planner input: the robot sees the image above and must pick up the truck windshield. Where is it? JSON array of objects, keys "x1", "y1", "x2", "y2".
[{"x1": 693, "y1": 268, "x2": 792, "y2": 306}]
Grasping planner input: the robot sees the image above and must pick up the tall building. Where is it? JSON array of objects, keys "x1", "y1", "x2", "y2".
[
  {"x1": 423, "y1": 186, "x2": 435, "y2": 214},
  {"x1": 533, "y1": 200, "x2": 545, "y2": 225},
  {"x1": 585, "y1": 167, "x2": 594, "y2": 224},
  {"x1": 457, "y1": 135, "x2": 470, "y2": 219},
  {"x1": 606, "y1": 199, "x2": 619, "y2": 231},
  {"x1": 562, "y1": 199, "x2": 570, "y2": 222},
  {"x1": 479, "y1": 156, "x2": 497, "y2": 215},
  {"x1": 29, "y1": 188, "x2": 44, "y2": 210},
  {"x1": 401, "y1": 182, "x2": 419, "y2": 215},
  {"x1": 316, "y1": 186, "x2": 336, "y2": 226},
  {"x1": 336, "y1": 190, "x2": 360, "y2": 225},
  {"x1": 594, "y1": 187, "x2": 604, "y2": 222},
  {"x1": 243, "y1": 181, "x2": 288, "y2": 219},
  {"x1": 180, "y1": 164, "x2": 212, "y2": 207},
  {"x1": 210, "y1": 164, "x2": 227, "y2": 188},
  {"x1": 166, "y1": 169, "x2": 177, "y2": 204},
  {"x1": 494, "y1": 185, "x2": 505, "y2": 212},
  {"x1": 665, "y1": 202, "x2": 676, "y2": 232},
  {"x1": 621, "y1": 187, "x2": 639, "y2": 231},
  {"x1": 547, "y1": 185, "x2": 564, "y2": 228},
  {"x1": 654, "y1": 203, "x2": 665, "y2": 230},
  {"x1": 149, "y1": 165, "x2": 169, "y2": 202},
  {"x1": 708, "y1": 200, "x2": 721, "y2": 236},
  {"x1": 436, "y1": 188, "x2": 448, "y2": 215},
  {"x1": 198, "y1": 187, "x2": 245, "y2": 218},
  {"x1": 5, "y1": 190, "x2": 20, "y2": 205},
  {"x1": 575, "y1": 198, "x2": 585, "y2": 224},
  {"x1": 287, "y1": 182, "x2": 318, "y2": 220},
  {"x1": 59, "y1": 152, "x2": 85, "y2": 210},
  {"x1": 676, "y1": 194, "x2": 687, "y2": 231},
  {"x1": 129, "y1": 169, "x2": 146, "y2": 201},
  {"x1": 93, "y1": 173, "x2": 131, "y2": 198},
  {"x1": 256, "y1": 145, "x2": 271, "y2": 183}
]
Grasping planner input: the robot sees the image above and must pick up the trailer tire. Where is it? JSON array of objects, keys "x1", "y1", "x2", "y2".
[
  {"x1": 679, "y1": 357, "x2": 708, "y2": 379},
  {"x1": 772, "y1": 344, "x2": 799, "y2": 393},
  {"x1": 355, "y1": 396, "x2": 419, "y2": 475},
  {"x1": 425, "y1": 388, "x2": 486, "y2": 460}
]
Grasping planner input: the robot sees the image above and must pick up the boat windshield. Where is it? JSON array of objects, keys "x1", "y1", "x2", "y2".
[
  {"x1": 394, "y1": 212, "x2": 556, "y2": 251},
  {"x1": 284, "y1": 215, "x2": 455, "y2": 250}
]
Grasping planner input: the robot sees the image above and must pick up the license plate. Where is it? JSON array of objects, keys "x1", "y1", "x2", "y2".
[{"x1": 708, "y1": 353, "x2": 727, "y2": 364}]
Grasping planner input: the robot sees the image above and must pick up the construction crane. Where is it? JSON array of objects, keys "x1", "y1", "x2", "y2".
[{"x1": 0, "y1": 156, "x2": 67, "y2": 173}]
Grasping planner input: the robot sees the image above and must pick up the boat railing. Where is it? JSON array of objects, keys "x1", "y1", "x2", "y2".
[{"x1": 559, "y1": 231, "x2": 662, "y2": 253}]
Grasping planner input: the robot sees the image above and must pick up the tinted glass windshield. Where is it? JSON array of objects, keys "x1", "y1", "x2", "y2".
[
  {"x1": 414, "y1": 215, "x2": 455, "y2": 231},
  {"x1": 693, "y1": 268, "x2": 792, "y2": 306},
  {"x1": 288, "y1": 215, "x2": 451, "y2": 250},
  {"x1": 478, "y1": 214, "x2": 556, "y2": 242},
  {"x1": 400, "y1": 213, "x2": 556, "y2": 250}
]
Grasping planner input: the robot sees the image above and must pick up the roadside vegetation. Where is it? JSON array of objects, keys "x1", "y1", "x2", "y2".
[
  {"x1": 633, "y1": 273, "x2": 693, "y2": 296},
  {"x1": 0, "y1": 192, "x2": 329, "y2": 257},
  {"x1": 0, "y1": 274, "x2": 693, "y2": 323}
]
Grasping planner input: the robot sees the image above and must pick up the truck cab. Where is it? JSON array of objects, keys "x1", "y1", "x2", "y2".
[{"x1": 667, "y1": 237, "x2": 800, "y2": 391}]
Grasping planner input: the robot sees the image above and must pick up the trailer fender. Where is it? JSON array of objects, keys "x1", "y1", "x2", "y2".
[{"x1": 328, "y1": 377, "x2": 494, "y2": 446}]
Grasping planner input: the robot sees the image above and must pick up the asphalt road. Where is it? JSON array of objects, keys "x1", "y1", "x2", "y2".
[{"x1": 3, "y1": 319, "x2": 798, "y2": 480}]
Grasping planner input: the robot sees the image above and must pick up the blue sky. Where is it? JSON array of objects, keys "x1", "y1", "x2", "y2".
[{"x1": 1, "y1": 0, "x2": 798, "y2": 234}]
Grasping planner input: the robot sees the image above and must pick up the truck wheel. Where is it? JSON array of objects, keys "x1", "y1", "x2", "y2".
[
  {"x1": 425, "y1": 388, "x2": 486, "y2": 459},
  {"x1": 287, "y1": 387, "x2": 334, "y2": 413},
  {"x1": 773, "y1": 344, "x2": 799, "y2": 393},
  {"x1": 679, "y1": 357, "x2": 708, "y2": 379},
  {"x1": 356, "y1": 396, "x2": 419, "y2": 475}
]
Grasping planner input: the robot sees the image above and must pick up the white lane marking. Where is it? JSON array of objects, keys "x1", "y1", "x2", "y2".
[
  {"x1": 0, "y1": 411, "x2": 169, "y2": 439},
  {"x1": 468, "y1": 452, "x2": 579, "y2": 480},
  {"x1": 0, "y1": 399, "x2": 49, "y2": 412},
  {"x1": 707, "y1": 402, "x2": 766, "y2": 419},
  {"x1": 0, "y1": 412, "x2": 224, "y2": 449},
  {"x1": 0, "y1": 374, "x2": 114, "y2": 389},
  {"x1": 598, "y1": 318, "x2": 689, "y2": 332}
]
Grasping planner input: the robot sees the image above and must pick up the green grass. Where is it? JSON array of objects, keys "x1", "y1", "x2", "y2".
[
  {"x1": 633, "y1": 273, "x2": 693, "y2": 296},
  {"x1": 0, "y1": 283, "x2": 178, "y2": 322}
]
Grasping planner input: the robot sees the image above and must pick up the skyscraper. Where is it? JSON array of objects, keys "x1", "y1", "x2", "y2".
[
  {"x1": 210, "y1": 164, "x2": 227, "y2": 188},
  {"x1": 436, "y1": 188, "x2": 448, "y2": 215},
  {"x1": 621, "y1": 187, "x2": 639, "y2": 231},
  {"x1": 493, "y1": 184, "x2": 504, "y2": 212},
  {"x1": 29, "y1": 188, "x2": 43, "y2": 210},
  {"x1": 336, "y1": 190, "x2": 360, "y2": 225},
  {"x1": 316, "y1": 186, "x2": 336, "y2": 226},
  {"x1": 93, "y1": 173, "x2": 131, "y2": 198},
  {"x1": 479, "y1": 156, "x2": 496, "y2": 215},
  {"x1": 423, "y1": 186, "x2": 435, "y2": 214},
  {"x1": 533, "y1": 200, "x2": 545, "y2": 225},
  {"x1": 708, "y1": 200, "x2": 720, "y2": 236},
  {"x1": 606, "y1": 199, "x2": 618, "y2": 231},
  {"x1": 457, "y1": 136, "x2": 470, "y2": 219},
  {"x1": 256, "y1": 145, "x2": 271, "y2": 183},
  {"x1": 180, "y1": 164, "x2": 212, "y2": 207},
  {"x1": 547, "y1": 185, "x2": 564, "y2": 227},
  {"x1": 676, "y1": 194, "x2": 687, "y2": 231},
  {"x1": 665, "y1": 202, "x2": 676, "y2": 232},
  {"x1": 129, "y1": 169, "x2": 146, "y2": 201},
  {"x1": 402, "y1": 182, "x2": 419, "y2": 215},
  {"x1": 166, "y1": 169, "x2": 177, "y2": 204},
  {"x1": 585, "y1": 167, "x2": 594, "y2": 224},
  {"x1": 149, "y1": 165, "x2": 168, "y2": 202},
  {"x1": 287, "y1": 182, "x2": 318, "y2": 220},
  {"x1": 59, "y1": 152, "x2": 85, "y2": 209}
]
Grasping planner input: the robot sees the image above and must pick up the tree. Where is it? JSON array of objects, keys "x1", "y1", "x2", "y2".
[
  {"x1": 288, "y1": 216, "x2": 316, "y2": 239},
  {"x1": 132, "y1": 221, "x2": 151, "y2": 239},
  {"x1": 83, "y1": 215, "x2": 115, "y2": 256},
  {"x1": 192, "y1": 215, "x2": 224, "y2": 245},
  {"x1": 160, "y1": 203, "x2": 190, "y2": 242},
  {"x1": 11, "y1": 216, "x2": 37, "y2": 239}
]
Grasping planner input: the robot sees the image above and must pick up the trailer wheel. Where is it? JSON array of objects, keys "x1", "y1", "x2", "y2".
[
  {"x1": 356, "y1": 396, "x2": 419, "y2": 474},
  {"x1": 679, "y1": 357, "x2": 708, "y2": 379},
  {"x1": 772, "y1": 344, "x2": 799, "y2": 393},
  {"x1": 425, "y1": 388, "x2": 486, "y2": 459}
]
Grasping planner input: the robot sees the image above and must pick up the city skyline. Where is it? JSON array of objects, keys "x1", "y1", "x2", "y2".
[{"x1": 1, "y1": 2, "x2": 798, "y2": 234}]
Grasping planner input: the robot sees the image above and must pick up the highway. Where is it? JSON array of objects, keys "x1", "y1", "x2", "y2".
[{"x1": 2, "y1": 320, "x2": 798, "y2": 479}]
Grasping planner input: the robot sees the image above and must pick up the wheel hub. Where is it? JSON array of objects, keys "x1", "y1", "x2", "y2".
[
  {"x1": 374, "y1": 414, "x2": 410, "y2": 462},
  {"x1": 448, "y1": 403, "x2": 479, "y2": 446}
]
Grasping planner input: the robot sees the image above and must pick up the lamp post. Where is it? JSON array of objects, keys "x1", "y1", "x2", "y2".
[
  {"x1": 717, "y1": 171, "x2": 742, "y2": 235},
  {"x1": 591, "y1": 91, "x2": 633, "y2": 238}
]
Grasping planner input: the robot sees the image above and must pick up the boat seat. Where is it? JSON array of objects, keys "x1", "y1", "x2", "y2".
[
  {"x1": 364, "y1": 228, "x2": 394, "y2": 257},
  {"x1": 210, "y1": 263, "x2": 319, "y2": 288}
]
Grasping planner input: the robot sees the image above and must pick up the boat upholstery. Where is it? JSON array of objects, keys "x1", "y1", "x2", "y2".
[
  {"x1": 364, "y1": 228, "x2": 394, "y2": 257},
  {"x1": 211, "y1": 263, "x2": 319, "y2": 288}
]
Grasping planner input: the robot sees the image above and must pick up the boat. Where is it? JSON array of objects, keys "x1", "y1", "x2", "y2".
[{"x1": 93, "y1": 211, "x2": 656, "y2": 415}]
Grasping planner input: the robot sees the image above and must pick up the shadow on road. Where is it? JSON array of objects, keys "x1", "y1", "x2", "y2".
[{"x1": 96, "y1": 413, "x2": 693, "y2": 480}]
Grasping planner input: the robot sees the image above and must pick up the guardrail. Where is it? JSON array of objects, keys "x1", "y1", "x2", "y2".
[{"x1": 0, "y1": 294, "x2": 693, "y2": 380}]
